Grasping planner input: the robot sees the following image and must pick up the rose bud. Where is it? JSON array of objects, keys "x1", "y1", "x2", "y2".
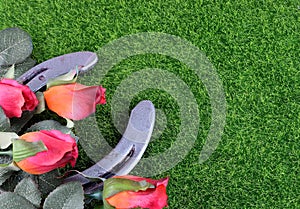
[
  {"x1": 103, "y1": 175, "x2": 169, "y2": 209},
  {"x1": 14, "y1": 130, "x2": 78, "y2": 175},
  {"x1": 0, "y1": 79, "x2": 38, "y2": 118},
  {"x1": 43, "y1": 83, "x2": 106, "y2": 120}
]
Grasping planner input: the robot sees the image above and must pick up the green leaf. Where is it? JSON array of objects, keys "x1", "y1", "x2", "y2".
[
  {"x1": 46, "y1": 68, "x2": 78, "y2": 89},
  {"x1": 0, "y1": 163, "x2": 19, "y2": 171},
  {"x1": 14, "y1": 57, "x2": 36, "y2": 79},
  {"x1": 0, "y1": 154, "x2": 12, "y2": 165},
  {"x1": 0, "y1": 107, "x2": 10, "y2": 132},
  {"x1": 13, "y1": 139, "x2": 47, "y2": 162},
  {"x1": 0, "y1": 170, "x2": 31, "y2": 192},
  {"x1": 0, "y1": 66, "x2": 8, "y2": 77},
  {"x1": 0, "y1": 132, "x2": 18, "y2": 149},
  {"x1": 37, "y1": 170, "x2": 63, "y2": 196},
  {"x1": 94, "y1": 205, "x2": 104, "y2": 209},
  {"x1": 0, "y1": 166, "x2": 16, "y2": 186},
  {"x1": 0, "y1": 58, "x2": 36, "y2": 79},
  {"x1": 0, "y1": 192, "x2": 36, "y2": 209},
  {"x1": 43, "y1": 182, "x2": 84, "y2": 209},
  {"x1": 28, "y1": 120, "x2": 71, "y2": 133},
  {"x1": 9, "y1": 111, "x2": 34, "y2": 133},
  {"x1": 27, "y1": 120, "x2": 79, "y2": 143},
  {"x1": 64, "y1": 170, "x2": 105, "y2": 182},
  {"x1": 35, "y1": 92, "x2": 45, "y2": 114},
  {"x1": 3, "y1": 64, "x2": 14, "y2": 79},
  {"x1": 0, "y1": 163, "x2": 16, "y2": 187},
  {"x1": 14, "y1": 177, "x2": 41, "y2": 208},
  {"x1": 86, "y1": 190, "x2": 103, "y2": 201},
  {"x1": 0, "y1": 27, "x2": 33, "y2": 66},
  {"x1": 66, "y1": 118, "x2": 74, "y2": 129}
]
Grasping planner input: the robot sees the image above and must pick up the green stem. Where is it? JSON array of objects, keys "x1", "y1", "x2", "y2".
[
  {"x1": 85, "y1": 191, "x2": 103, "y2": 201},
  {"x1": 0, "y1": 150, "x2": 13, "y2": 156}
]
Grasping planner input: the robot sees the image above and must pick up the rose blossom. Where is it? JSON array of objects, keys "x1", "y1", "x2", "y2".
[
  {"x1": 43, "y1": 83, "x2": 106, "y2": 120},
  {"x1": 0, "y1": 79, "x2": 38, "y2": 118},
  {"x1": 15, "y1": 130, "x2": 78, "y2": 174}
]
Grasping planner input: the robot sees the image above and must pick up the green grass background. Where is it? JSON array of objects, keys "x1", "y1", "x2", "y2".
[{"x1": 1, "y1": 0, "x2": 299, "y2": 208}]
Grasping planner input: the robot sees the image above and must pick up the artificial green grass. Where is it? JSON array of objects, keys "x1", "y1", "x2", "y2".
[{"x1": 1, "y1": 0, "x2": 299, "y2": 208}]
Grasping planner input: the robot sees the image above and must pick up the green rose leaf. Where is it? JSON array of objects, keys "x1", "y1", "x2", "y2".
[
  {"x1": 43, "y1": 182, "x2": 84, "y2": 209},
  {"x1": 14, "y1": 177, "x2": 41, "y2": 208},
  {"x1": 0, "y1": 107, "x2": 10, "y2": 132},
  {"x1": 13, "y1": 140, "x2": 47, "y2": 162},
  {"x1": 35, "y1": 92, "x2": 46, "y2": 114},
  {"x1": 46, "y1": 68, "x2": 78, "y2": 89},
  {"x1": 0, "y1": 192, "x2": 36, "y2": 209},
  {"x1": 0, "y1": 27, "x2": 33, "y2": 66}
]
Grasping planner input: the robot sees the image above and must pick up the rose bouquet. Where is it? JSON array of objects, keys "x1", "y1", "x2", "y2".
[{"x1": 0, "y1": 27, "x2": 168, "y2": 209}]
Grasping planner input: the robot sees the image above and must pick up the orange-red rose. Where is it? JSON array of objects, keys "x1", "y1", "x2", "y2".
[
  {"x1": 43, "y1": 83, "x2": 106, "y2": 120},
  {"x1": 0, "y1": 79, "x2": 38, "y2": 118},
  {"x1": 15, "y1": 130, "x2": 78, "y2": 174},
  {"x1": 104, "y1": 175, "x2": 169, "y2": 209}
]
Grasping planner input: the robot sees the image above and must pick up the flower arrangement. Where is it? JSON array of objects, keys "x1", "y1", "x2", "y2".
[{"x1": 0, "y1": 27, "x2": 168, "y2": 209}]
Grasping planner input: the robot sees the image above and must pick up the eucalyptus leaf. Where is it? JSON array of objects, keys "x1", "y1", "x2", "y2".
[
  {"x1": 0, "y1": 167, "x2": 15, "y2": 186},
  {"x1": 0, "y1": 170, "x2": 31, "y2": 193},
  {"x1": 10, "y1": 111, "x2": 34, "y2": 133},
  {"x1": 37, "y1": 170, "x2": 63, "y2": 196},
  {"x1": 27, "y1": 120, "x2": 71, "y2": 133},
  {"x1": 0, "y1": 107, "x2": 10, "y2": 132},
  {"x1": 0, "y1": 27, "x2": 33, "y2": 66},
  {"x1": 0, "y1": 57, "x2": 36, "y2": 78},
  {"x1": 43, "y1": 182, "x2": 84, "y2": 209},
  {"x1": 14, "y1": 177, "x2": 41, "y2": 208},
  {"x1": 0, "y1": 58, "x2": 36, "y2": 79},
  {"x1": 0, "y1": 188, "x2": 6, "y2": 195},
  {"x1": 14, "y1": 57, "x2": 36, "y2": 79},
  {"x1": 0, "y1": 192, "x2": 36, "y2": 209},
  {"x1": 27, "y1": 120, "x2": 79, "y2": 143},
  {"x1": 0, "y1": 65, "x2": 8, "y2": 77}
]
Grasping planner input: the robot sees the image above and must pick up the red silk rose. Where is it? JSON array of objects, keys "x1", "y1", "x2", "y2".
[
  {"x1": 104, "y1": 175, "x2": 169, "y2": 209},
  {"x1": 15, "y1": 130, "x2": 78, "y2": 174},
  {"x1": 43, "y1": 83, "x2": 106, "y2": 120},
  {"x1": 0, "y1": 79, "x2": 38, "y2": 118}
]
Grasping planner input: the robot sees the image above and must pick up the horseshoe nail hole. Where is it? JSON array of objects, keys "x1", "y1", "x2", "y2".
[{"x1": 39, "y1": 75, "x2": 45, "y2": 81}]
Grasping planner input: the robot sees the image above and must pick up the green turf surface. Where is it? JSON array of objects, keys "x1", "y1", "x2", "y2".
[{"x1": 1, "y1": 0, "x2": 299, "y2": 208}]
